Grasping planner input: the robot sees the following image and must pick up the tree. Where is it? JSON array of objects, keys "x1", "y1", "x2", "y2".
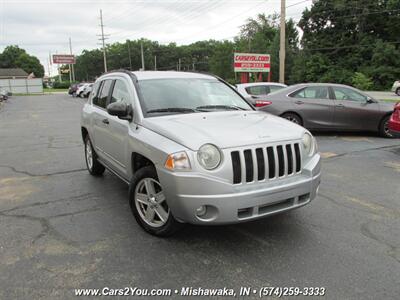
[{"x1": 0, "y1": 45, "x2": 44, "y2": 77}]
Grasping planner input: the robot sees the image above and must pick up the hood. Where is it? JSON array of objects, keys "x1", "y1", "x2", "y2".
[{"x1": 141, "y1": 111, "x2": 305, "y2": 150}]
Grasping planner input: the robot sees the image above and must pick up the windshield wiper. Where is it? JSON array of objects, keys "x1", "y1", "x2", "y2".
[
  {"x1": 195, "y1": 105, "x2": 247, "y2": 111},
  {"x1": 146, "y1": 107, "x2": 196, "y2": 114}
]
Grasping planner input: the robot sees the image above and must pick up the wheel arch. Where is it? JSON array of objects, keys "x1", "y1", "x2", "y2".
[{"x1": 131, "y1": 152, "x2": 155, "y2": 175}]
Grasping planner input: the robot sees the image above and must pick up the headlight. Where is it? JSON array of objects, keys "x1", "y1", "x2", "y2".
[
  {"x1": 165, "y1": 151, "x2": 191, "y2": 170},
  {"x1": 302, "y1": 132, "x2": 316, "y2": 156},
  {"x1": 197, "y1": 144, "x2": 221, "y2": 170}
]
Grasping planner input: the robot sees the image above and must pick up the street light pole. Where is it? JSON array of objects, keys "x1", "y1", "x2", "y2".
[{"x1": 279, "y1": 0, "x2": 286, "y2": 84}]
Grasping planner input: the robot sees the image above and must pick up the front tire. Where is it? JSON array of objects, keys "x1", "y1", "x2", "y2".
[
  {"x1": 396, "y1": 88, "x2": 400, "y2": 96},
  {"x1": 379, "y1": 115, "x2": 393, "y2": 138},
  {"x1": 84, "y1": 136, "x2": 105, "y2": 175},
  {"x1": 129, "y1": 166, "x2": 182, "y2": 236}
]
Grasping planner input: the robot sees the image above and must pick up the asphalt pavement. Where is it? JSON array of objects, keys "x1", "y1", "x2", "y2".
[{"x1": 0, "y1": 95, "x2": 399, "y2": 299}]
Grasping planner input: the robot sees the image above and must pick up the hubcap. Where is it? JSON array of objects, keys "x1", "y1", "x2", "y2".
[
  {"x1": 85, "y1": 141, "x2": 93, "y2": 170},
  {"x1": 384, "y1": 120, "x2": 392, "y2": 137},
  {"x1": 286, "y1": 116, "x2": 299, "y2": 124},
  {"x1": 135, "y1": 178, "x2": 169, "y2": 227}
]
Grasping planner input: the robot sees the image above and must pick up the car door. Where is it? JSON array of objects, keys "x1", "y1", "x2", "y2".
[
  {"x1": 91, "y1": 79, "x2": 113, "y2": 161},
  {"x1": 331, "y1": 86, "x2": 382, "y2": 131},
  {"x1": 100, "y1": 79, "x2": 132, "y2": 176},
  {"x1": 289, "y1": 86, "x2": 335, "y2": 129}
]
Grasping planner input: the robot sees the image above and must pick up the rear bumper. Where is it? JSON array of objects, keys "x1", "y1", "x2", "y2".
[{"x1": 157, "y1": 154, "x2": 321, "y2": 225}]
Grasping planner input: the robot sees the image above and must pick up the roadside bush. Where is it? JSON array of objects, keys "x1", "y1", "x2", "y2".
[
  {"x1": 52, "y1": 81, "x2": 71, "y2": 89},
  {"x1": 352, "y1": 72, "x2": 373, "y2": 90}
]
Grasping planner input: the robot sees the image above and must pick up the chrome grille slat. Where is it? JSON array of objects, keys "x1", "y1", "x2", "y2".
[{"x1": 231, "y1": 142, "x2": 302, "y2": 184}]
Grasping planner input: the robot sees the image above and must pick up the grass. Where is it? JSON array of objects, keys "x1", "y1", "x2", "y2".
[
  {"x1": 381, "y1": 99, "x2": 400, "y2": 103},
  {"x1": 43, "y1": 88, "x2": 68, "y2": 93}
]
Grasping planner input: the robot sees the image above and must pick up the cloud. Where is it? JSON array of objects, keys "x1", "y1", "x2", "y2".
[{"x1": 0, "y1": 0, "x2": 311, "y2": 75}]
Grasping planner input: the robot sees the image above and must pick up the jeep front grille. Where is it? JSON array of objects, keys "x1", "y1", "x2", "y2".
[{"x1": 231, "y1": 143, "x2": 301, "y2": 184}]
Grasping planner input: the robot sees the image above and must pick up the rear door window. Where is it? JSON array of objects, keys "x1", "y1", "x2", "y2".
[
  {"x1": 291, "y1": 86, "x2": 329, "y2": 99},
  {"x1": 93, "y1": 79, "x2": 112, "y2": 108}
]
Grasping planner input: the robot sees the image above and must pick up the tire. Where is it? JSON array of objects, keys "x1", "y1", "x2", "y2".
[
  {"x1": 129, "y1": 166, "x2": 182, "y2": 237},
  {"x1": 396, "y1": 88, "x2": 400, "y2": 96},
  {"x1": 379, "y1": 115, "x2": 393, "y2": 138},
  {"x1": 84, "y1": 136, "x2": 105, "y2": 175},
  {"x1": 281, "y1": 112, "x2": 303, "y2": 126}
]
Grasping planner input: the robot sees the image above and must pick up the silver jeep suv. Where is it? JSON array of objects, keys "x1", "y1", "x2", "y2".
[{"x1": 81, "y1": 70, "x2": 321, "y2": 236}]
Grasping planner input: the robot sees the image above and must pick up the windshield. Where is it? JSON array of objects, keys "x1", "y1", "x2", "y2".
[{"x1": 138, "y1": 78, "x2": 253, "y2": 116}]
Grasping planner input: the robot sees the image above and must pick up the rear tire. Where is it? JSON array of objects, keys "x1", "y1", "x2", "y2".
[
  {"x1": 129, "y1": 166, "x2": 182, "y2": 237},
  {"x1": 281, "y1": 112, "x2": 303, "y2": 126},
  {"x1": 379, "y1": 115, "x2": 393, "y2": 138},
  {"x1": 84, "y1": 136, "x2": 105, "y2": 175},
  {"x1": 396, "y1": 88, "x2": 400, "y2": 96}
]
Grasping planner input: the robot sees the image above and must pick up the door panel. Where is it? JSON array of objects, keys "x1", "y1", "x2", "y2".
[
  {"x1": 91, "y1": 79, "x2": 113, "y2": 161},
  {"x1": 100, "y1": 79, "x2": 132, "y2": 176},
  {"x1": 331, "y1": 86, "x2": 381, "y2": 130},
  {"x1": 290, "y1": 86, "x2": 335, "y2": 128}
]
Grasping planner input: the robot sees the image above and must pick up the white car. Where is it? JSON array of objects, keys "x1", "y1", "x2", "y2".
[
  {"x1": 236, "y1": 82, "x2": 287, "y2": 107},
  {"x1": 76, "y1": 83, "x2": 93, "y2": 98},
  {"x1": 391, "y1": 80, "x2": 400, "y2": 96}
]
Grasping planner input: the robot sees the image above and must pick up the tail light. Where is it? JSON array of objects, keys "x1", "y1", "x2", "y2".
[{"x1": 255, "y1": 100, "x2": 272, "y2": 107}]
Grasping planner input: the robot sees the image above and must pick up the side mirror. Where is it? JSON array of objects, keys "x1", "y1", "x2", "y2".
[
  {"x1": 107, "y1": 102, "x2": 133, "y2": 121},
  {"x1": 366, "y1": 97, "x2": 376, "y2": 104}
]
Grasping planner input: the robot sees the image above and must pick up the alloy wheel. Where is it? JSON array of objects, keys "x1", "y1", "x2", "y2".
[
  {"x1": 85, "y1": 140, "x2": 93, "y2": 170},
  {"x1": 135, "y1": 178, "x2": 169, "y2": 227}
]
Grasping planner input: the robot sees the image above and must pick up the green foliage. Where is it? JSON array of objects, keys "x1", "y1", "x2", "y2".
[
  {"x1": 352, "y1": 72, "x2": 373, "y2": 90},
  {"x1": 53, "y1": 81, "x2": 71, "y2": 89},
  {"x1": 0, "y1": 45, "x2": 44, "y2": 77}
]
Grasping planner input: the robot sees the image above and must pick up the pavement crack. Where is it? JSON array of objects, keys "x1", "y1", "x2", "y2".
[
  {"x1": 0, "y1": 193, "x2": 94, "y2": 214},
  {"x1": 360, "y1": 221, "x2": 400, "y2": 264},
  {"x1": 0, "y1": 164, "x2": 86, "y2": 177},
  {"x1": 322, "y1": 144, "x2": 400, "y2": 162}
]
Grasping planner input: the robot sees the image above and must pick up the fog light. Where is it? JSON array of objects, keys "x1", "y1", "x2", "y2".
[{"x1": 196, "y1": 205, "x2": 207, "y2": 217}]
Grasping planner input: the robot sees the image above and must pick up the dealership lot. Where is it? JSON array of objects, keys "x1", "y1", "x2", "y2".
[{"x1": 0, "y1": 95, "x2": 399, "y2": 299}]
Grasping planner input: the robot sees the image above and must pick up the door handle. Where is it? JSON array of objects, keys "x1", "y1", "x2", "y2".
[
  {"x1": 294, "y1": 100, "x2": 304, "y2": 105},
  {"x1": 335, "y1": 104, "x2": 345, "y2": 108},
  {"x1": 102, "y1": 118, "x2": 109, "y2": 124}
]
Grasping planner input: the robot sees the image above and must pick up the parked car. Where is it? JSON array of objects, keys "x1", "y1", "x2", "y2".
[
  {"x1": 0, "y1": 88, "x2": 8, "y2": 101},
  {"x1": 81, "y1": 71, "x2": 321, "y2": 236},
  {"x1": 76, "y1": 83, "x2": 93, "y2": 98},
  {"x1": 236, "y1": 82, "x2": 287, "y2": 107},
  {"x1": 68, "y1": 83, "x2": 84, "y2": 96},
  {"x1": 391, "y1": 80, "x2": 400, "y2": 96},
  {"x1": 258, "y1": 83, "x2": 396, "y2": 138},
  {"x1": 388, "y1": 102, "x2": 400, "y2": 138}
]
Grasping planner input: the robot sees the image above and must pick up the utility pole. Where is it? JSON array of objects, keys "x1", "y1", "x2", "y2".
[
  {"x1": 154, "y1": 55, "x2": 157, "y2": 70},
  {"x1": 98, "y1": 9, "x2": 108, "y2": 73},
  {"x1": 279, "y1": 0, "x2": 286, "y2": 84},
  {"x1": 69, "y1": 37, "x2": 75, "y2": 82},
  {"x1": 192, "y1": 62, "x2": 195, "y2": 71},
  {"x1": 178, "y1": 58, "x2": 181, "y2": 71},
  {"x1": 140, "y1": 42, "x2": 145, "y2": 70},
  {"x1": 127, "y1": 40, "x2": 132, "y2": 70}
]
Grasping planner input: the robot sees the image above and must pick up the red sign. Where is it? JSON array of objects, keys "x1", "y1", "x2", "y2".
[
  {"x1": 234, "y1": 53, "x2": 270, "y2": 72},
  {"x1": 53, "y1": 54, "x2": 76, "y2": 64}
]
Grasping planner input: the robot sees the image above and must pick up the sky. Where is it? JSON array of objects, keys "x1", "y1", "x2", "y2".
[{"x1": 0, "y1": 0, "x2": 312, "y2": 76}]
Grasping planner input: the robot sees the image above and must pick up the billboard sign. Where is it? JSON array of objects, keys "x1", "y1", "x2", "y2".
[
  {"x1": 53, "y1": 54, "x2": 76, "y2": 64},
  {"x1": 234, "y1": 53, "x2": 270, "y2": 72}
]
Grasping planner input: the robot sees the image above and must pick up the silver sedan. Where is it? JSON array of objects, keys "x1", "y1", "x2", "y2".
[{"x1": 258, "y1": 83, "x2": 396, "y2": 138}]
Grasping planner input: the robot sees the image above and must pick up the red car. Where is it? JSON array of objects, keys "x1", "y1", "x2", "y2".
[{"x1": 389, "y1": 102, "x2": 400, "y2": 138}]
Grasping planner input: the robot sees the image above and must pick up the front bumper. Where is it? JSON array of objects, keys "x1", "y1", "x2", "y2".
[{"x1": 157, "y1": 154, "x2": 321, "y2": 225}]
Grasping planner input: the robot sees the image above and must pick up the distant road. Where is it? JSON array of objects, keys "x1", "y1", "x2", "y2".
[{"x1": 365, "y1": 91, "x2": 399, "y2": 101}]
